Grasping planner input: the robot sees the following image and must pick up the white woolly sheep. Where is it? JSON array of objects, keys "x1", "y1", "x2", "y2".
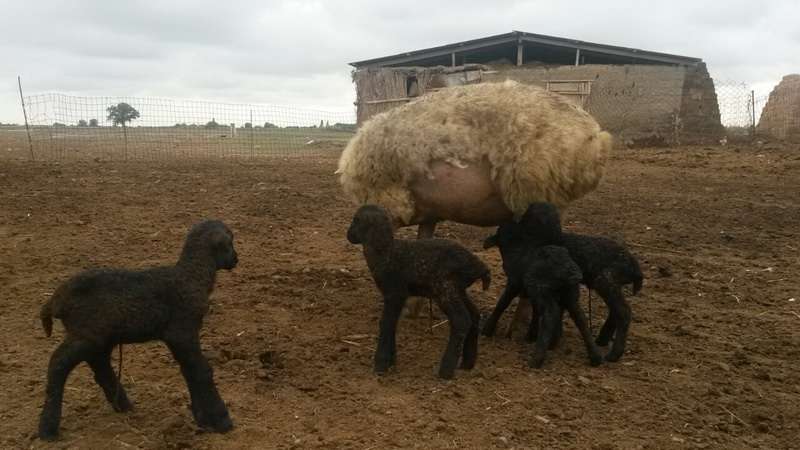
[
  {"x1": 346, "y1": 204, "x2": 491, "y2": 379},
  {"x1": 37, "y1": 221, "x2": 237, "y2": 441},
  {"x1": 336, "y1": 79, "x2": 612, "y2": 238}
]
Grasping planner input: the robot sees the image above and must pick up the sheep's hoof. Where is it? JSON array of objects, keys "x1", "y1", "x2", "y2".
[{"x1": 605, "y1": 351, "x2": 622, "y2": 363}]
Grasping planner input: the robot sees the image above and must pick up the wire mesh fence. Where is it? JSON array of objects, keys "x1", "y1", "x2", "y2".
[
  {"x1": 22, "y1": 94, "x2": 357, "y2": 160},
  {"x1": 17, "y1": 78, "x2": 792, "y2": 161}
]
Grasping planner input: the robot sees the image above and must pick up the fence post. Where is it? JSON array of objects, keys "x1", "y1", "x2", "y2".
[
  {"x1": 750, "y1": 90, "x2": 756, "y2": 140},
  {"x1": 17, "y1": 77, "x2": 35, "y2": 161}
]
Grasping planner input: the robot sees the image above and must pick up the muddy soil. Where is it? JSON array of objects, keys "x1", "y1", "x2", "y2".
[{"x1": 1, "y1": 135, "x2": 798, "y2": 449}]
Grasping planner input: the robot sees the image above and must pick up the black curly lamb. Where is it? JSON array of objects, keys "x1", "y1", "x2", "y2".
[
  {"x1": 482, "y1": 202, "x2": 643, "y2": 362},
  {"x1": 524, "y1": 244, "x2": 604, "y2": 368},
  {"x1": 37, "y1": 220, "x2": 238, "y2": 441},
  {"x1": 347, "y1": 204, "x2": 491, "y2": 379}
]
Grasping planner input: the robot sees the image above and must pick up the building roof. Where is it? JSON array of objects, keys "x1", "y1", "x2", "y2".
[{"x1": 350, "y1": 30, "x2": 702, "y2": 68}]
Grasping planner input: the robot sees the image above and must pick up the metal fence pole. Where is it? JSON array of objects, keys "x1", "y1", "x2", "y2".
[
  {"x1": 750, "y1": 90, "x2": 756, "y2": 139},
  {"x1": 18, "y1": 76, "x2": 35, "y2": 161}
]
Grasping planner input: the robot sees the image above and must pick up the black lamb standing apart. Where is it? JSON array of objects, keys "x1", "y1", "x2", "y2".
[
  {"x1": 482, "y1": 202, "x2": 643, "y2": 362},
  {"x1": 37, "y1": 220, "x2": 238, "y2": 441},
  {"x1": 347, "y1": 204, "x2": 491, "y2": 379}
]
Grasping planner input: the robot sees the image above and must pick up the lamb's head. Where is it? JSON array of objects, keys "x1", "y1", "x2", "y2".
[
  {"x1": 519, "y1": 202, "x2": 563, "y2": 243},
  {"x1": 181, "y1": 220, "x2": 238, "y2": 270},
  {"x1": 483, "y1": 222, "x2": 526, "y2": 251},
  {"x1": 347, "y1": 204, "x2": 394, "y2": 246}
]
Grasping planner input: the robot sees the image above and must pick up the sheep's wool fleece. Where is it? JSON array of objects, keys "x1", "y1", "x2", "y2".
[{"x1": 337, "y1": 80, "x2": 612, "y2": 225}]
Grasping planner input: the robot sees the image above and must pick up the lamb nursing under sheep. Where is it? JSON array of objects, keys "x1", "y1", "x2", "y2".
[
  {"x1": 522, "y1": 244, "x2": 604, "y2": 368},
  {"x1": 346, "y1": 204, "x2": 491, "y2": 379},
  {"x1": 37, "y1": 220, "x2": 238, "y2": 441},
  {"x1": 336, "y1": 80, "x2": 612, "y2": 239},
  {"x1": 482, "y1": 203, "x2": 643, "y2": 362}
]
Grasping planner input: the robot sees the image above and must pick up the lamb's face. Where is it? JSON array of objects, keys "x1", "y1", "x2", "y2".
[
  {"x1": 212, "y1": 228, "x2": 238, "y2": 271},
  {"x1": 347, "y1": 204, "x2": 391, "y2": 245},
  {"x1": 520, "y1": 203, "x2": 562, "y2": 241},
  {"x1": 190, "y1": 221, "x2": 238, "y2": 270}
]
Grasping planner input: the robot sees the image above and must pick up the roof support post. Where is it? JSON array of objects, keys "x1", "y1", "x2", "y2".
[
  {"x1": 516, "y1": 38, "x2": 523, "y2": 66},
  {"x1": 451, "y1": 52, "x2": 456, "y2": 67},
  {"x1": 575, "y1": 48, "x2": 581, "y2": 66}
]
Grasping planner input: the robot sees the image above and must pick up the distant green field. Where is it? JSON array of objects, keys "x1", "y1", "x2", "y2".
[{"x1": 8, "y1": 125, "x2": 355, "y2": 160}]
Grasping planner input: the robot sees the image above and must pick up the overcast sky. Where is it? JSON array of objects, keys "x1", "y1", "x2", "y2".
[{"x1": 1, "y1": 0, "x2": 797, "y2": 125}]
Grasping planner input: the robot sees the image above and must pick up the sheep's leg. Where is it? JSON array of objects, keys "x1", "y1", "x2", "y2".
[
  {"x1": 596, "y1": 282, "x2": 631, "y2": 362},
  {"x1": 458, "y1": 295, "x2": 481, "y2": 370},
  {"x1": 480, "y1": 284, "x2": 522, "y2": 337},
  {"x1": 401, "y1": 221, "x2": 437, "y2": 318},
  {"x1": 38, "y1": 338, "x2": 90, "y2": 441},
  {"x1": 563, "y1": 291, "x2": 604, "y2": 367},
  {"x1": 525, "y1": 303, "x2": 563, "y2": 349},
  {"x1": 416, "y1": 220, "x2": 437, "y2": 240},
  {"x1": 163, "y1": 335, "x2": 233, "y2": 433},
  {"x1": 528, "y1": 298, "x2": 559, "y2": 369},
  {"x1": 86, "y1": 346, "x2": 133, "y2": 413},
  {"x1": 375, "y1": 296, "x2": 406, "y2": 373},
  {"x1": 505, "y1": 296, "x2": 533, "y2": 341},
  {"x1": 437, "y1": 295, "x2": 471, "y2": 379}
]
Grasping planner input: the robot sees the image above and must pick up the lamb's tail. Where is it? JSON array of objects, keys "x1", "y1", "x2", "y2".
[{"x1": 40, "y1": 296, "x2": 55, "y2": 337}]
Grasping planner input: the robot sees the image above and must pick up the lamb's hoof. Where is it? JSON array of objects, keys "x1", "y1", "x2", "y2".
[
  {"x1": 373, "y1": 363, "x2": 393, "y2": 374},
  {"x1": 458, "y1": 360, "x2": 476, "y2": 370},
  {"x1": 588, "y1": 355, "x2": 604, "y2": 367},
  {"x1": 595, "y1": 336, "x2": 611, "y2": 347},
  {"x1": 527, "y1": 358, "x2": 545, "y2": 369},
  {"x1": 112, "y1": 397, "x2": 134, "y2": 413},
  {"x1": 438, "y1": 369, "x2": 455, "y2": 380},
  {"x1": 605, "y1": 351, "x2": 622, "y2": 363},
  {"x1": 37, "y1": 427, "x2": 59, "y2": 442},
  {"x1": 194, "y1": 404, "x2": 233, "y2": 434},
  {"x1": 197, "y1": 413, "x2": 233, "y2": 434}
]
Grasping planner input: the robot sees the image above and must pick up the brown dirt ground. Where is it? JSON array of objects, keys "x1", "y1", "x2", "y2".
[{"x1": 0, "y1": 135, "x2": 798, "y2": 449}]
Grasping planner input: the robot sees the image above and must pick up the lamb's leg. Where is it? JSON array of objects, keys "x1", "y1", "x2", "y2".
[
  {"x1": 38, "y1": 338, "x2": 90, "y2": 441},
  {"x1": 563, "y1": 288, "x2": 604, "y2": 367},
  {"x1": 480, "y1": 284, "x2": 522, "y2": 337},
  {"x1": 458, "y1": 295, "x2": 481, "y2": 370},
  {"x1": 595, "y1": 308, "x2": 616, "y2": 347},
  {"x1": 163, "y1": 334, "x2": 232, "y2": 433},
  {"x1": 596, "y1": 281, "x2": 631, "y2": 362},
  {"x1": 528, "y1": 298, "x2": 559, "y2": 369},
  {"x1": 86, "y1": 345, "x2": 133, "y2": 412},
  {"x1": 375, "y1": 296, "x2": 406, "y2": 373},
  {"x1": 436, "y1": 294, "x2": 471, "y2": 379}
]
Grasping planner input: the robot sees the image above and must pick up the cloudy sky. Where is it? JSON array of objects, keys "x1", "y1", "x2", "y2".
[{"x1": 1, "y1": 0, "x2": 797, "y2": 125}]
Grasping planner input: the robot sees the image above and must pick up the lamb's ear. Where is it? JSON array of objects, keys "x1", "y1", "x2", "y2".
[{"x1": 483, "y1": 234, "x2": 498, "y2": 249}]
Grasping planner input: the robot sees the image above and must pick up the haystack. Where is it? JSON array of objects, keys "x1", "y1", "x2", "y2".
[{"x1": 756, "y1": 74, "x2": 800, "y2": 142}]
